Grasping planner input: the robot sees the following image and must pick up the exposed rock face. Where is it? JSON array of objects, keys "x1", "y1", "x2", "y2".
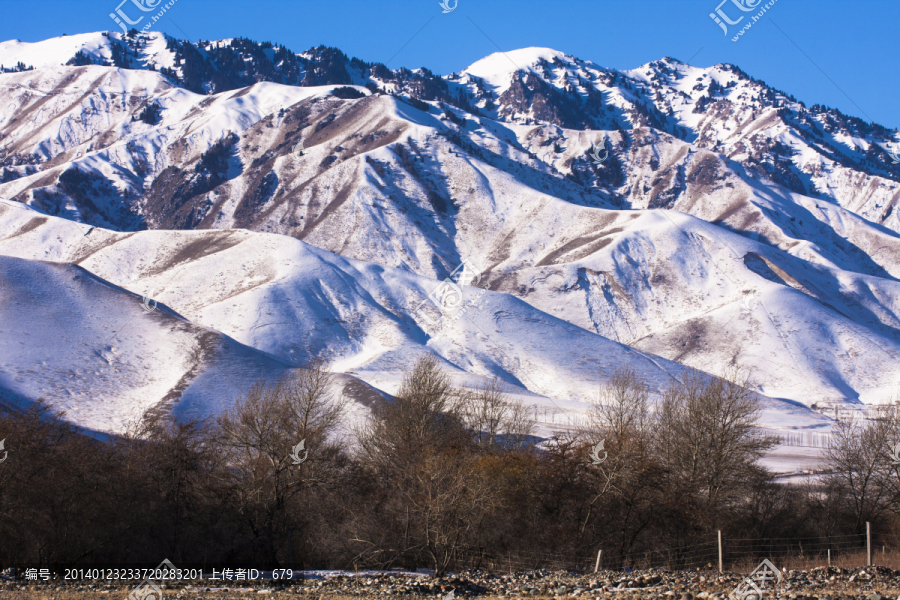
[{"x1": 498, "y1": 71, "x2": 597, "y2": 130}]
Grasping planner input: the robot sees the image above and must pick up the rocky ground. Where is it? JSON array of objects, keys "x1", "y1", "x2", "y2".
[{"x1": 2, "y1": 567, "x2": 900, "y2": 600}]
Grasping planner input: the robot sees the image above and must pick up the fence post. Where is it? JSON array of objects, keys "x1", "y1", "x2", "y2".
[
  {"x1": 867, "y1": 522, "x2": 872, "y2": 566},
  {"x1": 827, "y1": 549, "x2": 830, "y2": 567},
  {"x1": 718, "y1": 530, "x2": 723, "y2": 573},
  {"x1": 595, "y1": 549, "x2": 603, "y2": 573}
]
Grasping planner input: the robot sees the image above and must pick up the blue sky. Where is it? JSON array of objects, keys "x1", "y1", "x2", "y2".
[{"x1": 2, "y1": 0, "x2": 897, "y2": 129}]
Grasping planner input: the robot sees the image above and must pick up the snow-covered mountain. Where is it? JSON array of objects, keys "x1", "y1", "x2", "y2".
[
  {"x1": 0, "y1": 198, "x2": 828, "y2": 439},
  {"x1": 1, "y1": 31, "x2": 898, "y2": 452}
]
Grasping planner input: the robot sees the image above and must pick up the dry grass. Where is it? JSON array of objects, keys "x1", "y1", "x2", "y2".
[{"x1": 729, "y1": 550, "x2": 900, "y2": 573}]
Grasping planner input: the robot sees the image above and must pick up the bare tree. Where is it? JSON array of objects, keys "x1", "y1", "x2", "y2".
[
  {"x1": 358, "y1": 354, "x2": 466, "y2": 471},
  {"x1": 123, "y1": 412, "x2": 216, "y2": 562},
  {"x1": 281, "y1": 358, "x2": 346, "y2": 438},
  {"x1": 404, "y1": 451, "x2": 505, "y2": 575},
  {"x1": 215, "y1": 362, "x2": 347, "y2": 565},
  {"x1": 590, "y1": 367, "x2": 651, "y2": 444},
  {"x1": 462, "y1": 378, "x2": 535, "y2": 451},
  {"x1": 0, "y1": 399, "x2": 130, "y2": 565},
  {"x1": 824, "y1": 403, "x2": 900, "y2": 529},
  {"x1": 654, "y1": 367, "x2": 777, "y2": 517},
  {"x1": 581, "y1": 368, "x2": 656, "y2": 538},
  {"x1": 355, "y1": 355, "x2": 506, "y2": 574},
  {"x1": 504, "y1": 398, "x2": 537, "y2": 447}
]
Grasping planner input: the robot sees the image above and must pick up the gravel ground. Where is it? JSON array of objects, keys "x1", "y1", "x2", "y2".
[{"x1": 2, "y1": 566, "x2": 900, "y2": 600}]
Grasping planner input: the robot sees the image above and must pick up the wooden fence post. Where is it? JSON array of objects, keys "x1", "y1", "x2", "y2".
[
  {"x1": 594, "y1": 549, "x2": 603, "y2": 573},
  {"x1": 718, "y1": 530, "x2": 723, "y2": 573},
  {"x1": 867, "y1": 522, "x2": 872, "y2": 566}
]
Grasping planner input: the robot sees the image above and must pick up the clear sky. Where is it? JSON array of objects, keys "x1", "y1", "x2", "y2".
[{"x1": 2, "y1": 0, "x2": 897, "y2": 129}]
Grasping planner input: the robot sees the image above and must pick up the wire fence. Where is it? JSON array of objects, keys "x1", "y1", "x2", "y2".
[
  {"x1": 767, "y1": 430, "x2": 833, "y2": 448},
  {"x1": 531, "y1": 406, "x2": 589, "y2": 430},
  {"x1": 529, "y1": 407, "x2": 889, "y2": 446},
  {"x1": 811, "y1": 403, "x2": 900, "y2": 423},
  {"x1": 442, "y1": 532, "x2": 879, "y2": 574},
  {"x1": 525, "y1": 403, "x2": 900, "y2": 451}
]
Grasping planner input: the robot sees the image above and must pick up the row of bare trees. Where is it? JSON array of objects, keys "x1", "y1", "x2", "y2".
[
  {"x1": 825, "y1": 405, "x2": 900, "y2": 531},
  {"x1": 1, "y1": 358, "x2": 898, "y2": 571}
]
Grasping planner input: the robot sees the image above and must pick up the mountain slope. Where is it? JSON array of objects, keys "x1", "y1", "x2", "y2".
[
  {"x1": 0, "y1": 198, "x2": 831, "y2": 437},
  {"x1": 1, "y1": 32, "x2": 898, "y2": 440},
  {"x1": 0, "y1": 253, "x2": 295, "y2": 431}
]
